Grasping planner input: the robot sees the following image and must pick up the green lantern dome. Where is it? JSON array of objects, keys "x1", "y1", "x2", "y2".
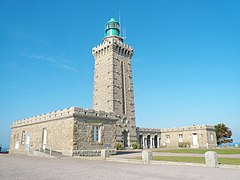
[{"x1": 105, "y1": 18, "x2": 120, "y2": 37}]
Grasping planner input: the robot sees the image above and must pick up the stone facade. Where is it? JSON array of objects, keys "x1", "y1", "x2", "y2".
[
  {"x1": 10, "y1": 107, "x2": 118, "y2": 156},
  {"x1": 92, "y1": 35, "x2": 137, "y2": 147},
  {"x1": 137, "y1": 125, "x2": 217, "y2": 149},
  {"x1": 73, "y1": 108, "x2": 117, "y2": 156}
]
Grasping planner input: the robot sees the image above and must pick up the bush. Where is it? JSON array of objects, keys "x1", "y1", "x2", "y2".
[
  {"x1": 116, "y1": 143, "x2": 123, "y2": 150},
  {"x1": 131, "y1": 143, "x2": 140, "y2": 149},
  {"x1": 178, "y1": 142, "x2": 191, "y2": 148}
]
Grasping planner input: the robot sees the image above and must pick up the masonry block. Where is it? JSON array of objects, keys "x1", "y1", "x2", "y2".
[
  {"x1": 142, "y1": 150, "x2": 152, "y2": 164},
  {"x1": 205, "y1": 151, "x2": 218, "y2": 167}
]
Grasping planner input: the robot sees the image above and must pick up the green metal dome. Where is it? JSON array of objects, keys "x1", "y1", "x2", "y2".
[
  {"x1": 105, "y1": 18, "x2": 120, "y2": 37},
  {"x1": 108, "y1": 18, "x2": 117, "y2": 23}
]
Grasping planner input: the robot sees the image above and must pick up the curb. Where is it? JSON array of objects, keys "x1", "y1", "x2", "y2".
[{"x1": 106, "y1": 158, "x2": 240, "y2": 169}]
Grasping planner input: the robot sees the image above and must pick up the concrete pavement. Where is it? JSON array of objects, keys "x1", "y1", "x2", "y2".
[{"x1": 0, "y1": 154, "x2": 239, "y2": 180}]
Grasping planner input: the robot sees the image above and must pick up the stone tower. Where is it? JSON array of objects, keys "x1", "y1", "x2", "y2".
[{"x1": 92, "y1": 18, "x2": 137, "y2": 147}]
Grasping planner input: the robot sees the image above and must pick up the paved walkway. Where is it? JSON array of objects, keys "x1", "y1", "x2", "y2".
[{"x1": 0, "y1": 154, "x2": 239, "y2": 180}]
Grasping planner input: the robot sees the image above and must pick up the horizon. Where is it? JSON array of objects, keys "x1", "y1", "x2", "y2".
[{"x1": 0, "y1": 0, "x2": 240, "y2": 147}]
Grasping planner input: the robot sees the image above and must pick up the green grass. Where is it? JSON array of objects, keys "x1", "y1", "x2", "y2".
[
  {"x1": 219, "y1": 158, "x2": 240, "y2": 165},
  {"x1": 153, "y1": 148, "x2": 240, "y2": 154},
  {"x1": 150, "y1": 156, "x2": 240, "y2": 165},
  {"x1": 153, "y1": 156, "x2": 204, "y2": 163}
]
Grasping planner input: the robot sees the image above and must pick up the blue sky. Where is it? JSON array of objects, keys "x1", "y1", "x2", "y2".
[{"x1": 0, "y1": 0, "x2": 239, "y2": 147}]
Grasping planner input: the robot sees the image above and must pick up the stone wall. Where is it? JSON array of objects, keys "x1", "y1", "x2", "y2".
[
  {"x1": 10, "y1": 116, "x2": 74, "y2": 156},
  {"x1": 72, "y1": 112, "x2": 118, "y2": 156},
  {"x1": 92, "y1": 36, "x2": 137, "y2": 146},
  {"x1": 9, "y1": 107, "x2": 119, "y2": 156},
  {"x1": 92, "y1": 36, "x2": 134, "y2": 117},
  {"x1": 73, "y1": 149, "x2": 117, "y2": 157}
]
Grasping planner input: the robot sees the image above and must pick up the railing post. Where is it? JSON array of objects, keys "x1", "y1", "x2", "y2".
[{"x1": 101, "y1": 149, "x2": 107, "y2": 160}]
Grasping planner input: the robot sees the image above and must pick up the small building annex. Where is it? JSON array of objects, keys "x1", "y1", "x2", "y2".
[{"x1": 10, "y1": 107, "x2": 118, "y2": 156}]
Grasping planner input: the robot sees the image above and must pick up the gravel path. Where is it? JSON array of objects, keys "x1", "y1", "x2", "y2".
[{"x1": 0, "y1": 154, "x2": 239, "y2": 180}]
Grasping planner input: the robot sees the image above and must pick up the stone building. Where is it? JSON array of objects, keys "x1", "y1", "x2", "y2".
[
  {"x1": 137, "y1": 125, "x2": 217, "y2": 149},
  {"x1": 10, "y1": 107, "x2": 118, "y2": 156},
  {"x1": 9, "y1": 18, "x2": 217, "y2": 156}
]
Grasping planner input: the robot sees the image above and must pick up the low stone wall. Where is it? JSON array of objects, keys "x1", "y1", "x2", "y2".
[{"x1": 72, "y1": 149, "x2": 117, "y2": 157}]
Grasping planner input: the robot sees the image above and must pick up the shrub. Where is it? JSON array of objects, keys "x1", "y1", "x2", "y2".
[
  {"x1": 131, "y1": 143, "x2": 140, "y2": 149},
  {"x1": 116, "y1": 143, "x2": 123, "y2": 150},
  {"x1": 178, "y1": 142, "x2": 191, "y2": 148}
]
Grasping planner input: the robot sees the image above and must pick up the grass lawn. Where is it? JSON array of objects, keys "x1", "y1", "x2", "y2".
[
  {"x1": 153, "y1": 156, "x2": 204, "y2": 163},
  {"x1": 153, "y1": 148, "x2": 240, "y2": 154},
  {"x1": 151, "y1": 156, "x2": 240, "y2": 165}
]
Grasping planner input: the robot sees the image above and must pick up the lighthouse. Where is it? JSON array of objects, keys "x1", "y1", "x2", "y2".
[{"x1": 92, "y1": 18, "x2": 137, "y2": 147}]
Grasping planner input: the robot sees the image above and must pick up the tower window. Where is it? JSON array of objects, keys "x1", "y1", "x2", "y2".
[{"x1": 121, "y1": 61, "x2": 126, "y2": 114}]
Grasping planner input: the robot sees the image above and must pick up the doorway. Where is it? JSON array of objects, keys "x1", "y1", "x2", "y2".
[
  {"x1": 154, "y1": 135, "x2": 158, "y2": 148},
  {"x1": 42, "y1": 128, "x2": 47, "y2": 149},
  {"x1": 122, "y1": 130, "x2": 128, "y2": 147},
  {"x1": 147, "y1": 135, "x2": 150, "y2": 148},
  {"x1": 192, "y1": 133, "x2": 198, "y2": 146},
  {"x1": 139, "y1": 134, "x2": 143, "y2": 149}
]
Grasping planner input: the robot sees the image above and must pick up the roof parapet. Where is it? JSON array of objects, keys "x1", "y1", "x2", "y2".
[{"x1": 12, "y1": 107, "x2": 119, "y2": 128}]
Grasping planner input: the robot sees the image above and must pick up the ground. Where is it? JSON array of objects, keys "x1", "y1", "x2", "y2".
[
  {"x1": 0, "y1": 154, "x2": 239, "y2": 180},
  {"x1": 115, "y1": 150, "x2": 240, "y2": 165}
]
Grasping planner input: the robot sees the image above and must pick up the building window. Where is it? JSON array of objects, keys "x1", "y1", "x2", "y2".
[
  {"x1": 166, "y1": 135, "x2": 170, "y2": 143},
  {"x1": 21, "y1": 131, "x2": 26, "y2": 144},
  {"x1": 178, "y1": 134, "x2": 183, "y2": 142},
  {"x1": 92, "y1": 126, "x2": 100, "y2": 142},
  {"x1": 210, "y1": 133, "x2": 214, "y2": 142}
]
